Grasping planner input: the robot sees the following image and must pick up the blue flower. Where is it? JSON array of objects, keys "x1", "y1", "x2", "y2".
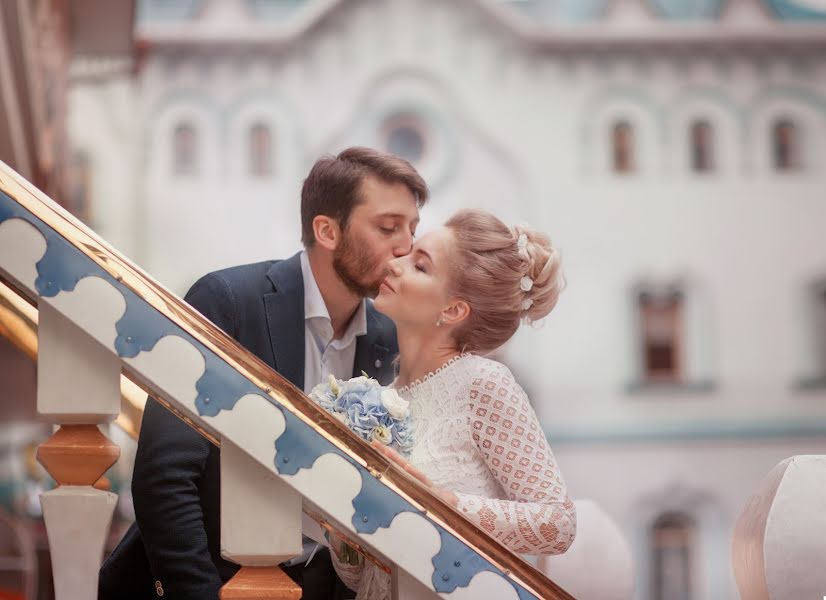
[{"x1": 308, "y1": 376, "x2": 415, "y2": 454}]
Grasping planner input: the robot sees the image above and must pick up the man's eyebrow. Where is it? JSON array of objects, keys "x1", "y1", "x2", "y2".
[{"x1": 376, "y1": 212, "x2": 416, "y2": 220}]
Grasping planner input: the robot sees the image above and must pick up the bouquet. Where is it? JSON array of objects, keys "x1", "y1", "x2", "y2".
[
  {"x1": 310, "y1": 373, "x2": 415, "y2": 456},
  {"x1": 309, "y1": 373, "x2": 415, "y2": 565}
]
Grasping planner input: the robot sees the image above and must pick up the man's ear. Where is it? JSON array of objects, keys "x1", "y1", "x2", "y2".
[
  {"x1": 312, "y1": 215, "x2": 340, "y2": 251},
  {"x1": 441, "y1": 299, "x2": 470, "y2": 328}
]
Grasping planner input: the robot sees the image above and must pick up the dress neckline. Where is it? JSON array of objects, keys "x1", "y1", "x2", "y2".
[{"x1": 394, "y1": 353, "x2": 473, "y2": 395}]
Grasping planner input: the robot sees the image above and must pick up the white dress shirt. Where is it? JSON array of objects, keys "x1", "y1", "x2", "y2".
[
  {"x1": 300, "y1": 250, "x2": 367, "y2": 395},
  {"x1": 285, "y1": 252, "x2": 368, "y2": 568}
]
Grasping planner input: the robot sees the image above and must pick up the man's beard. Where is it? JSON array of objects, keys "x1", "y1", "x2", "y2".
[{"x1": 333, "y1": 230, "x2": 387, "y2": 298}]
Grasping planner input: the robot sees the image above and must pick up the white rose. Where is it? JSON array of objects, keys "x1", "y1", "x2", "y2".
[
  {"x1": 372, "y1": 425, "x2": 392, "y2": 445},
  {"x1": 328, "y1": 373, "x2": 341, "y2": 397},
  {"x1": 381, "y1": 389, "x2": 410, "y2": 420}
]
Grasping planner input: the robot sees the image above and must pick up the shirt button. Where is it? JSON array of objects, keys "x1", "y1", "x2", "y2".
[{"x1": 375, "y1": 359, "x2": 382, "y2": 368}]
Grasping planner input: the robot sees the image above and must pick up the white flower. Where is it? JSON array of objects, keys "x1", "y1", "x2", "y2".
[
  {"x1": 332, "y1": 411, "x2": 348, "y2": 424},
  {"x1": 372, "y1": 425, "x2": 392, "y2": 445},
  {"x1": 380, "y1": 388, "x2": 410, "y2": 420},
  {"x1": 347, "y1": 374, "x2": 371, "y2": 385},
  {"x1": 328, "y1": 373, "x2": 341, "y2": 397},
  {"x1": 521, "y1": 298, "x2": 533, "y2": 311},
  {"x1": 520, "y1": 276, "x2": 534, "y2": 292},
  {"x1": 517, "y1": 233, "x2": 528, "y2": 251}
]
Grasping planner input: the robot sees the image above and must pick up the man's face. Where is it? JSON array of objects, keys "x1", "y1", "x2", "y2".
[{"x1": 333, "y1": 175, "x2": 420, "y2": 298}]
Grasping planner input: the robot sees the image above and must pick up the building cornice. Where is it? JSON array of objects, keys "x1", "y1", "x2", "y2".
[{"x1": 135, "y1": 0, "x2": 826, "y2": 50}]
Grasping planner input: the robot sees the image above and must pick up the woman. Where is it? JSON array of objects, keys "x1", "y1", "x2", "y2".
[{"x1": 332, "y1": 209, "x2": 576, "y2": 598}]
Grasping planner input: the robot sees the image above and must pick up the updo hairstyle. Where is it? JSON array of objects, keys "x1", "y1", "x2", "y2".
[{"x1": 444, "y1": 209, "x2": 565, "y2": 354}]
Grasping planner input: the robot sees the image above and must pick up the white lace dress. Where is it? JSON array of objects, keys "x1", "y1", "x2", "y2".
[{"x1": 331, "y1": 354, "x2": 577, "y2": 599}]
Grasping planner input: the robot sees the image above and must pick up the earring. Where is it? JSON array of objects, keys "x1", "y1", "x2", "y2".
[{"x1": 436, "y1": 318, "x2": 444, "y2": 327}]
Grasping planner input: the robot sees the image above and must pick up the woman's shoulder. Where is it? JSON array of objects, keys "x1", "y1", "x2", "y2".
[{"x1": 464, "y1": 355, "x2": 521, "y2": 391}]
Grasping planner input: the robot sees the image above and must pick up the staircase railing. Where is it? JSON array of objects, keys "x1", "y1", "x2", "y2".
[{"x1": 0, "y1": 161, "x2": 574, "y2": 600}]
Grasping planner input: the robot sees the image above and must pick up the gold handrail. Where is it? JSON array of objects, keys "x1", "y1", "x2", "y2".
[
  {"x1": 0, "y1": 161, "x2": 574, "y2": 600},
  {"x1": 0, "y1": 276, "x2": 410, "y2": 575}
]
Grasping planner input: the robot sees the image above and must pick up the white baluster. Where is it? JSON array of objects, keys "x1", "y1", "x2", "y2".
[
  {"x1": 732, "y1": 455, "x2": 826, "y2": 600},
  {"x1": 40, "y1": 487, "x2": 117, "y2": 599},
  {"x1": 36, "y1": 302, "x2": 121, "y2": 600},
  {"x1": 220, "y1": 439, "x2": 302, "y2": 599}
]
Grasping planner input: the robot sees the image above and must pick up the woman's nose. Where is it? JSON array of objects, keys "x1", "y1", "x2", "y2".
[{"x1": 388, "y1": 258, "x2": 403, "y2": 276}]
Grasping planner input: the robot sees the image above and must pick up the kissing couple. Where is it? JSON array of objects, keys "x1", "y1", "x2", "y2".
[{"x1": 99, "y1": 147, "x2": 576, "y2": 600}]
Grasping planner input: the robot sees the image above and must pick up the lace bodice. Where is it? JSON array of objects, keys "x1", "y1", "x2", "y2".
[{"x1": 331, "y1": 355, "x2": 576, "y2": 599}]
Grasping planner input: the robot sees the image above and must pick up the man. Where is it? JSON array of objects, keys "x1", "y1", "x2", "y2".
[{"x1": 99, "y1": 147, "x2": 427, "y2": 599}]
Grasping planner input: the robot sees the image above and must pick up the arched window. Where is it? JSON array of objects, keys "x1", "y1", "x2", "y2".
[
  {"x1": 689, "y1": 120, "x2": 714, "y2": 173},
  {"x1": 651, "y1": 511, "x2": 696, "y2": 600},
  {"x1": 382, "y1": 113, "x2": 428, "y2": 164},
  {"x1": 249, "y1": 122, "x2": 273, "y2": 177},
  {"x1": 772, "y1": 118, "x2": 798, "y2": 171},
  {"x1": 612, "y1": 121, "x2": 634, "y2": 173},
  {"x1": 639, "y1": 288, "x2": 683, "y2": 383},
  {"x1": 173, "y1": 122, "x2": 198, "y2": 175}
]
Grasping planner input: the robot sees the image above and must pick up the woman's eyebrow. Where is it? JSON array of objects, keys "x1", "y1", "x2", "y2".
[{"x1": 415, "y1": 248, "x2": 433, "y2": 263}]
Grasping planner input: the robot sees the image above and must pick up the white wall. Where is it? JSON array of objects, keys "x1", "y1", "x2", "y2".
[{"x1": 70, "y1": 1, "x2": 826, "y2": 598}]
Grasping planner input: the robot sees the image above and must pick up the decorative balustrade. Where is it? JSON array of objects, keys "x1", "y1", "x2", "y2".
[
  {"x1": 732, "y1": 455, "x2": 826, "y2": 600},
  {"x1": 0, "y1": 160, "x2": 575, "y2": 599}
]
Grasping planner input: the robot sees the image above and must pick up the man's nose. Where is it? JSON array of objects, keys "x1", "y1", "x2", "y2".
[{"x1": 393, "y1": 231, "x2": 414, "y2": 257}]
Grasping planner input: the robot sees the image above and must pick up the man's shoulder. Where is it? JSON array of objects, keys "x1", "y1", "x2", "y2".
[
  {"x1": 190, "y1": 254, "x2": 300, "y2": 297},
  {"x1": 202, "y1": 260, "x2": 277, "y2": 289}
]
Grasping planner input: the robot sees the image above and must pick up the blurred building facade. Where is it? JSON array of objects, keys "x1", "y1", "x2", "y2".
[
  {"x1": 66, "y1": 0, "x2": 826, "y2": 598},
  {"x1": 0, "y1": 2, "x2": 135, "y2": 598}
]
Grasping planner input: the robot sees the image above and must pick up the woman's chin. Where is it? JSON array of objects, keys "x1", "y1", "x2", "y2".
[
  {"x1": 373, "y1": 294, "x2": 390, "y2": 314},
  {"x1": 375, "y1": 297, "x2": 402, "y2": 323}
]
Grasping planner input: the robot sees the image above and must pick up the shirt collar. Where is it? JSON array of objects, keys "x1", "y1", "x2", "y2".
[{"x1": 300, "y1": 250, "x2": 368, "y2": 343}]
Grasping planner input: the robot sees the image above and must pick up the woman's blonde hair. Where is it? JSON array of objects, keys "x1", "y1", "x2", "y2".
[{"x1": 444, "y1": 209, "x2": 565, "y2": 354}]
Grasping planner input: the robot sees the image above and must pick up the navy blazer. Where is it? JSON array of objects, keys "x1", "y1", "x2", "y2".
[{"x1": 99, "y1": 254, "x2": 398, "y2": 599}]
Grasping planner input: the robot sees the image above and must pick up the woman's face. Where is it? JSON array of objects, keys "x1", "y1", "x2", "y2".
[{"x1": 374, "y1": 226, "x2": 455, "y2": 328}]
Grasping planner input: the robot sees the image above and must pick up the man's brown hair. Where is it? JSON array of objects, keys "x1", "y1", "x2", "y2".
[{"x1": 300, "y1": 147, "x2": 429, "y2": 247}]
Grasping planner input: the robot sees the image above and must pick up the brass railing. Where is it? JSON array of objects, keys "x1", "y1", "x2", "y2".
[
  {"x1": 0, "y1": 160, "x2": 575, "y2": 600},
  {"x1": 0, "y1": 276, "x2": 429, "y2": 579}
]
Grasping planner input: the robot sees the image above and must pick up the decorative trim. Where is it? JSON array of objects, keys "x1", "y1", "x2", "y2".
[
  {"x1": 669, "y1": 84, "x2": 748, "y2": 146},
  {"x1": 0, "y1": 163, "x2": 571, "y2": 600},
  {"x1": 625, "y1": 379, "x2": 716, "y2": 394},
  {"x1": 648, "y1": 0, "x2": 725, "y2": 19},
  {"x1": 764, "y1": 0, "x2": 826, "y2": 21},
  {"x1": 136, "y1": 0, "x2": 826, "y2": 48},
  {"x1": 747, "y1": 84, "x2": 826, "y2": 118},
  {"x1": 546, "y1": 418, "x2": 826, "y2": 444}
]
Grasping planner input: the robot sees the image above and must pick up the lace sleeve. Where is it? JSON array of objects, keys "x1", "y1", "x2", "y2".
[{"x1": 455, "y1": 360, "x2": 577, "y2": 555}]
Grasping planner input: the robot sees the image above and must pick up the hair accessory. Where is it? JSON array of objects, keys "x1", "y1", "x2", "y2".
[
  {"x1": 520, "y1": 276, "x2": 534, "y2": 292},
  {"x1": 521, "y1": 298, "x2": 533, "y2": 311},
  {"x1": 517, "y1": 234, "x2": 528, "y2": 251}
]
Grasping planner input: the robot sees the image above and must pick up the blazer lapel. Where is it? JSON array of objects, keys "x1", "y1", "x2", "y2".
[
  {"x1": 354, "y1": 306, "x2": 392, "y2": 383},
  {"x1": 264, "y1": 253, "x2": 305, "y2": 390}
]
